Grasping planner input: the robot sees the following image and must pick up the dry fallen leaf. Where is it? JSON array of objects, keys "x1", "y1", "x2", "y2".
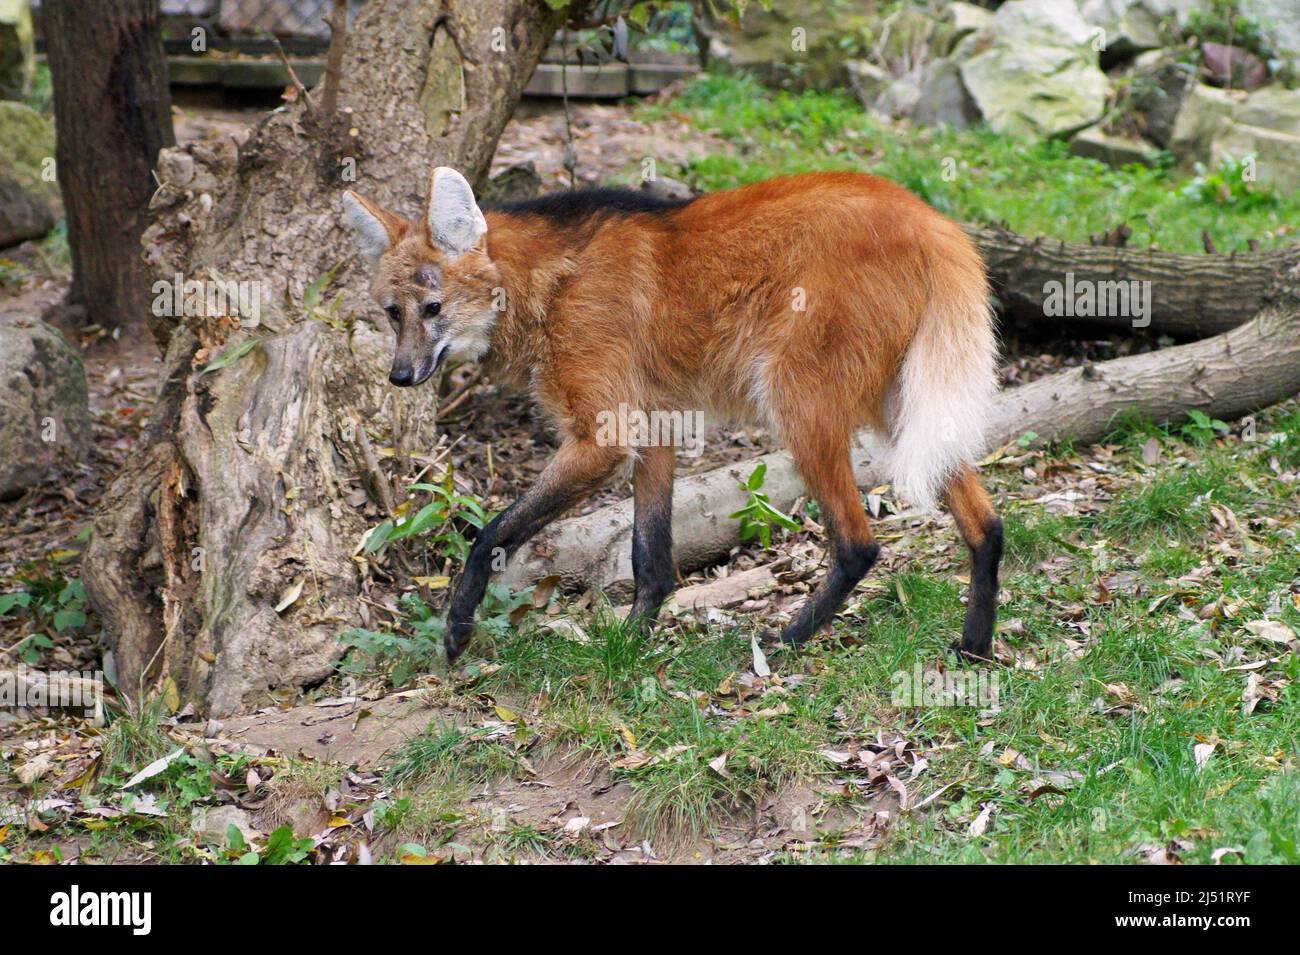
[
  {"x1": 274, "y1": 578, "x2": 305, "y2": 614},
  {"x1": 1243, "y1": 619, "x2": 1296, "y2": 645},
  {"x1": 968, "y1": 802, "x2": 994, "y2": 837},
  {"x1": 1141, "y1": 436, "x2": 1161, "y2": 465},
  {"x1": 16, "y1": 754, "x2": 53, "y2": 786},
  {"x1": 1193, "y1": 741, "x2": 1217, "y2": 771},
  {"x1": 819, "y1": 749, "x2": 852, "y2": 765},
  {"x1": 751, "y1": 634, "x2": 771, "y2": 678},
  {"x1": 121, "y1": 748, "x2": 185, "y2": 789}
]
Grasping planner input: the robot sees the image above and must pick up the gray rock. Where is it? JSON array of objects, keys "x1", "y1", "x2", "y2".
[
  {"x1": 1211, "y1": 123, "x2": 1300, "y2": 194},
  {"x1": 1080, "y1": 0, "x2": 1163, "y2": 59},
  {"x1": 698, "y1": 1, "x2": 884, "y2": 91},
  {"x1": 960, "y1": 0, "x2": 1110, "y2": 139},
  {"x1": 0, "y1": 101, "x2": 61, "y2": 218},
  {"x1": 0, "y1": 0, "x2": 34, "y2": 101},
  {"x1": 942, "y1": 1, "x2": 995, "y2": 43},
  {"x1": 1168, "y1": 81, "x2": 1300, "y2": 190},
  {"x1": 190, "y1": 805, "x2": 261, "y2": 847},
  {"x1": 877, "y1": 74, "x2": 923, "y2": 119},
  {"x1": 479, "y1": 161, "x2": 542, "y2": 204},
  {"x1": 0, "y1": 171, "x2": 53, "y2": 246},
  {"x1": 845, "y1": 59, "x2": 892, "y2": 112},
  {"x1": 1069, "y1": 127, "x2": 1161, "y2": 166},
  {"x1": 1168, "y1": 82, "x2": 1242, "y2": 165},
  {"x1": 913, "y1": 58, "x2": 980, "y2": 129},
  {"x1": 0, "y1": 315, "x2": 91, "y2": 499},
  {"x1": 640, "y1": 174, "x2": 696, "y2": 202},
  {"x1": 1126, "y1": 50, "x2": 1196, "y2": 147},
  {"x1": 1239, "y1": 0, "x2": 1300, "y2": 66},
  {"x1": 1236, "y1": 84, "x2": 1300, "y2": 137}
]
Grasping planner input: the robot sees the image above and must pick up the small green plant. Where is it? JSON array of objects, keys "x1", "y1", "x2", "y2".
[
  {"x1": 341, "y1": 581, "x2": 529, "y2": 682},
  {"x1": 364, "y1": 467, "x2": 488, "y2": 561},
  {"x1": 302, "y1": 262, "x2": 351, "y2": 328},
  {"x1": 0, "y1": 259, "x2": 27, "y2": 289},
  {"x1": 0, "y1": 574, "x2": 88, "y2": 665},
  {"x1": 38, "y1": 221, "x2": 71, "y2": 272},
  {"x1": 729, "y1": 463, "x2": 800, "y2": 548},
  {"x1": 1181, "y1": 155, "x2": 1278, "y2": 210},
  {"x1": 344, "y1": 474, "x2": 531, "y2": 679},
  {"x1": 223, "y1": 824, "x2": 314, "y2": 865},
  {"x1": 1180, "y1": 408, "x2": 1230, "y2": 446},
  {"x1": 1184, "y1": 1, "x2": 1273, "y2": 61},
  {"x1": 25, "y1": 63, "x2": 53, "y2": 114},
  {"x1": 1269, "y1": 408, "x2": 1300, "y2": 467}
]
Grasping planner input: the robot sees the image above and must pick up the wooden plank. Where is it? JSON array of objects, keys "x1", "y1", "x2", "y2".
[
  {"x1": 167, "y1": 55, "x2": 325, "y2": 89},
  {"x1": 524, "y1": 62, "x2": 628, "y2": 98},
  {"x1": 629, "y1": 63, "x2": 698, "y2": 95}
]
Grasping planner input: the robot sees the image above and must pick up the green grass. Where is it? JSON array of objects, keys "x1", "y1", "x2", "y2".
[
  {"x1": 637, "y1": 73, "x2": 1300, "y2": 252},
  {"x1": 9, "y1": 404, "x2": 1295, "y2": 863},
  {"x1": 370, "y1": 401, "x2": 1299, "y2": 861}
]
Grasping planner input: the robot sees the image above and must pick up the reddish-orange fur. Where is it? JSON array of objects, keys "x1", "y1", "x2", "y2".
[{"x1": 344, "y1": 170, "x2": 1003, "y2": 660}]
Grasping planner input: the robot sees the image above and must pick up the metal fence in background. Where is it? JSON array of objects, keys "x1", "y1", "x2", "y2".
[
  {"x1": 32, "y1": 0, "x2": 366, "y2": 51},
  {"x1": 165, "y1": 0, "x2": 364, "y2": 41}
]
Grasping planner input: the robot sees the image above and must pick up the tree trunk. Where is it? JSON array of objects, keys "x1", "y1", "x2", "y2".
[
  {"x1": 83, "y1": 0, "x2": 571, "y2": 716},
  {"x1": 970, "y1": 225, "x2": 1299, "y2": 338},
  {"x1": 501, "y1": 277, "x2": 1300, "y2": 597},
  {"x1": 44, "y1": 0, "x2": 174, "y2": 329}
]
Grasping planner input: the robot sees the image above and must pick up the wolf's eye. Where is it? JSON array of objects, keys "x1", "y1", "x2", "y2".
[
  {"x1": 424, "y1": 301, "x2": 442, "y2": 319},
  {"x1": 385, "y1": 304, "x2": 400, "y2": 324}
]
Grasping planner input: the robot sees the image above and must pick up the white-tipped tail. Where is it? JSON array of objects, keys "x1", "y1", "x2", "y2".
[{"x1": 883, "y1": 274, "x2": 998, "y2": 511}]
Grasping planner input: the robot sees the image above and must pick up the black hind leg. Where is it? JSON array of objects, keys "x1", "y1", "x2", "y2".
[{"x1": 629, "y1": 446, "x2": 677, "y2": 626}]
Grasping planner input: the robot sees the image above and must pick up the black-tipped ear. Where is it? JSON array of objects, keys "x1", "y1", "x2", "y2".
[
  {"x1": 426, "y1": 167, "x2": 487, "y2": 256},
  {"x1": 342, "y1": 191, "x2": 406, "y2": 261}
]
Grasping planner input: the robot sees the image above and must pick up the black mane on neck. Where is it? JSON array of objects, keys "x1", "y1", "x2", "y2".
[{"x1": 488, "y1": 187, "x2": 694, "y2": 222}]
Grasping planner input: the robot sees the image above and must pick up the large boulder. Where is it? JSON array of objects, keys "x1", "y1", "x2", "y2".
[
  {"x1": 959, "y1": 0, "x2": 1111, "y2": 139},
  {"x1": 0, "y1": 100, "x2": 61, "y2": 219},
  {"x1": 1068, "y1": 127, "x2": 1161, "y2": 166},
  {"x1": 0, "y1": 171, "x2": 53, "y2": 246},
  {"x1": 941, "y1": 1, "x2": 995, "y2": 47},
  {"x1": 845, "y1": 60, "x2": 892, "y2": 112},
  {"x1": 0, "y1": 315, "x2": 91, "y2": 500},
  {"x1": 913, "y1": 57, "x2": 980, "y2": 129},
  {"x1": 1167, "y1": 82, "x2": 1242, "y2": 163},
  {"x1": 697, "y1": 1, "x2": 883, "y2": 90},
  {"x1": 1168, "y1": 81, "x2": 1300, "y2": 193},
  {"x1": 1235, "y1": 84, "x2": 1300, "y2": 137},
  {"x1": 1210, "y1": 85, "x2": 1300, "y2": 194},
  {"x1": 0, "y1": 0, "x2": 34, "y2": 101},
  {"x1": 1210, "y1": 123, "x2": 1300, "y2": 194},
  {"x1": 1080, "y1": 0, "x2": 1163, "y2": 60}
]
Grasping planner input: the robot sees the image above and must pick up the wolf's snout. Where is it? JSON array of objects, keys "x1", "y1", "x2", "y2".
[{"x1": 389, "y1": 364, "x2": 415, "y2": 386}]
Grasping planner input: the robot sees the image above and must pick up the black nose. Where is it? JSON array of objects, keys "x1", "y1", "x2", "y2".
[{"x1": 389, "y1": 366, "x2": 414, "y2": 386}]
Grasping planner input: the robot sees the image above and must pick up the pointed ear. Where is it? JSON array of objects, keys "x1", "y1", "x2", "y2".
[
  {"x1": 342, "y1": 191, "x2": 406, "y2": 261},
  {"x1": 426, "y1": 167, "x2": 487, "y2": 256}
]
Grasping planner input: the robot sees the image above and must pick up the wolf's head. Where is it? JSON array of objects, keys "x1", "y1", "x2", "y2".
[{"x1": 342, "y1": 167, "x2": 500, "y2": 387}]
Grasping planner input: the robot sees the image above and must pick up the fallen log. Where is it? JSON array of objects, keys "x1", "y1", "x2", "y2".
[
  {"x1": 967, "y1": 225, "x2": 1298, "y2": 337},
  {"x1": 501, "y1": 277, "x2": 1300, "y2": 596}
]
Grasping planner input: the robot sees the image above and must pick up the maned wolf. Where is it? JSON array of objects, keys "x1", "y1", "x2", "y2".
[{"x1": 343, "y1": 168, "x2": 1003, "y2": 662}]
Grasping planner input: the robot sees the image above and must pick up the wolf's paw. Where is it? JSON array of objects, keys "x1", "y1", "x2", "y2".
[{"x1": 445, "y1": 617, "x2": 474, "y2": 662}]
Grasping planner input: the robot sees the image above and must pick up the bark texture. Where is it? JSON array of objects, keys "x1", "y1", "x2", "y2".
[
  {"x1": 83, "y1": 0, "x2": 568, "y2": 715},
  {"x1": 44, "y1": 0, "x2": 174, "y2": 329},
  {"x1": 502, "y1": 270, "x2": 1300, "y2": 596},
  {"x1": 969, "y1": 225, "x2": 1300, "y2": 337}
]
